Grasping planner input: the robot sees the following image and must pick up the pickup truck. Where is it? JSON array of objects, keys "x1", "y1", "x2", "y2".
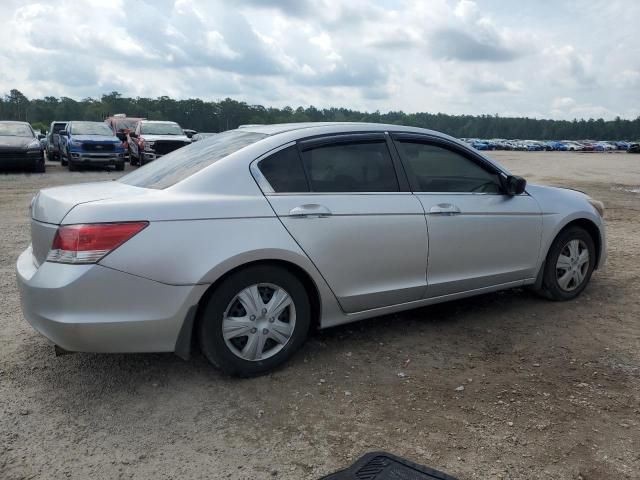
[
  {"x1": 59, "y1": 121, "x2": 126, "y2": 171},
  {"x1": 105, "y1": 115, "x2": 144, "y2": 160},
  {"x1": 128, "y1": 120, "x2": 191, "y2": 166},
  {"x1": 46, "y1": 121, "x2": 68, "y2": 161}
]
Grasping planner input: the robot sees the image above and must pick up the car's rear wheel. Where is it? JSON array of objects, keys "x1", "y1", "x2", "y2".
[
  {"x1": 199, "y1": 265, "x2": 310, "y2": 377},
  {"x1": 539, "y1": 226, "x2": 596, "y2": 301}
]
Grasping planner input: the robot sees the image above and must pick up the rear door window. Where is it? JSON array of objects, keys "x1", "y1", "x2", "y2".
[{"x1": 300, "y1": 140, "x2": 399, "y2": 192}]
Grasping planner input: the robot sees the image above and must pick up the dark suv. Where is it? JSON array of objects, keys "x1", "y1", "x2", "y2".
[{"x1": 0, "y1": 121, "x2": 45, "y2": 173}]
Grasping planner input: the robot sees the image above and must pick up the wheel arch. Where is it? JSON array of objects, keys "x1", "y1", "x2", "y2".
[
  {"x1": 534, "y1": 216, "x2": 603, "y2": 291},
  {"x1": 174, "y1": 258, "x2": 322, "y2": 360},
  {"x1": 560, "y1": 218, "x2": 603, "y2": 269}
]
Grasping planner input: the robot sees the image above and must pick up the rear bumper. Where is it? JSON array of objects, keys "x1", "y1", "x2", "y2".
[{"x1": 16, "y1": 246, "x2": 207, "y2": 353}]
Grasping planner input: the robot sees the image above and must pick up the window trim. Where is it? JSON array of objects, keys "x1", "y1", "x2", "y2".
[
  {"x1": 298, "y1": 134, "x2": 403, "y2": 194},
  {"x1": 390, "y1": 133, "x2": 507, "y2": 195},
  {"x1": 253, "y1": 133, "x2": 411, "y2": 195}
]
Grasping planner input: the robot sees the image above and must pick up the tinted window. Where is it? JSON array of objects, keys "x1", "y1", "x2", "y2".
[
  {"x1": 396, "y1": 141, "x2": 501, "y2": 193},
  {"x1": 259, "y1": 145, "x2": 308, "y2": 192},
  {"x1": 301, "y1": 141, "x2": 398, "y2": 192},
  {"x1": 119, "y1": 130, "x2": 267, "y2": 189}
]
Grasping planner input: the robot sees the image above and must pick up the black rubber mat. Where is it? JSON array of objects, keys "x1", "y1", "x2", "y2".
[{"x1": 320, "y1": 452, "x2": 458, "y2": 480}]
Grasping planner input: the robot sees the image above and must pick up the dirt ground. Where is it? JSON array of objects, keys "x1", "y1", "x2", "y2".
[{"x1": 1, "y1": 151, "x2": 639, "y2": 480}]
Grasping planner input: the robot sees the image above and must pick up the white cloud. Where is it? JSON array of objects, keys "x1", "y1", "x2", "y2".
[{"x1": 0, "y1": 0, "x2": 638, "y2": 119}]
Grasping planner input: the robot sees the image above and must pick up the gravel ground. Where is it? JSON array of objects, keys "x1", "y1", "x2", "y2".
[{"x1": 1, "y1": 151, "x2": 639, "y2": 479}]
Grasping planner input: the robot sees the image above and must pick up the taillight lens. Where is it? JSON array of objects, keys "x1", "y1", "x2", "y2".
[{"x1": 47, "y1": 222, "x2": 148, "y2": 264}]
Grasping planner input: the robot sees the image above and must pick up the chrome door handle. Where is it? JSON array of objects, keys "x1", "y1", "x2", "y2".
[
  {"x1": 429, "y1": 203, "x2": 461, "y2": 215},
  {"x1": 289, "y1": 204, "x2": 332, "y2": 218}
]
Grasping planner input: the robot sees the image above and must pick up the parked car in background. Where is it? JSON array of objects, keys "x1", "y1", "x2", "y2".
[
  {"x1": 46, "y1": 121, "x2": 68, "y2": 161},
  {"x1": 562, "y1": 141, "x2": 584, "y2": 151},
  {"x1": 191, "y1": 132, "x2": 217, "y2": 142},
  {"x1": 105, "y1": 115, "x2": 143, "y2": 159},
  {"x1": 469, "y1": 139, "x2": 489, "y2": 150},
  {"x1": 59, "y1": 121, "x2": 126, "y2": 171},
  {"x1": 628, "y1": 143, "x2": 640, "y2": 153},
  {"x1": 0, "y1": 121, "x2": 45, "y2": 173},
  {"x1": 128, "y1": 120, "x2": 191, "y2": 166},
  {"x1": 183, "y1": 129, "x2": 198, "y2": 139},
  {"x1": 17, "y1": 122, "x2": 606, "y2": 376}
]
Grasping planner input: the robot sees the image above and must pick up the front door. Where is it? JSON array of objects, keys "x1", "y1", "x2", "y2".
[{"x1": 392, "y1": 136, "x2": 542, "y2": 297}]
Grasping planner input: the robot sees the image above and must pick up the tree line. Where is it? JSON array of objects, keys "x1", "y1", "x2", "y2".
[{"x1": 1, "y1": 89, "x2": 638, "y2": 140}]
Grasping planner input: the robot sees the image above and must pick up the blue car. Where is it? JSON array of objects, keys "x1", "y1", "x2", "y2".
[
  {"x1": 470, "y1": 140, "x2": 489, "y2": 150},
  {"x1": 545, "y1": 141, "x2": 568, "y2": 151},
  {"x1": 60, "y1": 121, "x2": 126, "y2": 171}
]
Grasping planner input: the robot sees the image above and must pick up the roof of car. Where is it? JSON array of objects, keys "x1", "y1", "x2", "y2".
[
  {"x1": 140, "y1": 120, "x2": 179, "y2": 124},
  {"x1": 237, "y1": 121, "x2": 455, "y2": 141},
  {"x1": 0, "y1": 120, "x2": 30, "y2": 125}
]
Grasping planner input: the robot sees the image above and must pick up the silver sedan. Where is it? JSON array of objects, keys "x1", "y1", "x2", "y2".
[{"x1": 17, "y1": 123, "x2": 607, "y2": 376}]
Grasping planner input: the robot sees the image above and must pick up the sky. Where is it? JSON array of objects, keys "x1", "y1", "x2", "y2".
[{"x1": 0, "y1": 0, "x2": 638, "y2": 120}]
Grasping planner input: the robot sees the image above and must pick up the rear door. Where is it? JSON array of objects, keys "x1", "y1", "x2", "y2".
[
  {"x1": 391, "y1": 134, "x2": 542, "y2": 297},
  {"x1": 255, "y1": 134, "x2": 429, "y2": 313}
]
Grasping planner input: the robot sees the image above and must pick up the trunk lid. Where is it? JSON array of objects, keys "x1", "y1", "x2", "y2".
[
  {"x1": 30, "y1": 181, "x2": 148, "y2": 266},
  {"x1": 32, "y1": 181, "x2": 144, "y2": 224}
]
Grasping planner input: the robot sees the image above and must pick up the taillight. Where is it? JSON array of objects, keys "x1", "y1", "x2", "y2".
[{"x1": 46, "y1": 222, "x2": 148, "y2": 264}]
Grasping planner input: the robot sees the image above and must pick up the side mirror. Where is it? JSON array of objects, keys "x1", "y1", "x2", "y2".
[
  {"x1": 37, "y1": 133, "x2": 45, "y2": 140},
  {"x1": 59, "y1": 130, "x2": 68, "y2": 136},
  {"x1": 503, "y1": 175, "x2": 527, "y2": 196}
]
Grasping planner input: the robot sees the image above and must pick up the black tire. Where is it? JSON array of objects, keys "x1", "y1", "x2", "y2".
[
  {"x1": 199, "y1": 264, "x2": 311, "y2": 377},
  {"x1": 538, "y1": 226, "x2": 596, "y2": 301},
  {"x1": 68, "y1": 160, "x2": 77, "y2": 172},
  {"x1": 33, "y1": 158, "x2": 45, "y2": 173},
  {"x1": 115, "y1": 162, "x2": 125, "y2": 171}
]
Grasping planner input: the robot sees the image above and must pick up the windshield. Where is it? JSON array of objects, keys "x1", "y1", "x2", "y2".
[
  {"x1": 71, "y1": 122, "x2": 114, "y2": 136},
  {"x1": 115, "y1": 119, "x2": 139, "y2": 131},
  {"x1": 119, "y1": 130, "x2": 267, "y2": 189},
  {"x1": 140, "y1": 122, "x2": 183, "y2": 135},
  {"x1": 0, "y1": 123, "x2": 34, "y2": 137}
]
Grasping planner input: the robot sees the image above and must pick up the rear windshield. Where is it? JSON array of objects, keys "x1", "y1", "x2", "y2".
[
  {"x1": 52, "y1": 123, "x2": 67, "y2": 133},
  {"x1": 118, "y1": 130, "x2": 267, "y2": 189}
]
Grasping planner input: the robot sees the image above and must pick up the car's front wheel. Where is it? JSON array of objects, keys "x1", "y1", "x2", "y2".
[
  {"x1": 539, "y1": 226, "x2": 596, "y2": 301},
  {"x1": 199, "y1": 265, "x2": 311, "y2": 377}
]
